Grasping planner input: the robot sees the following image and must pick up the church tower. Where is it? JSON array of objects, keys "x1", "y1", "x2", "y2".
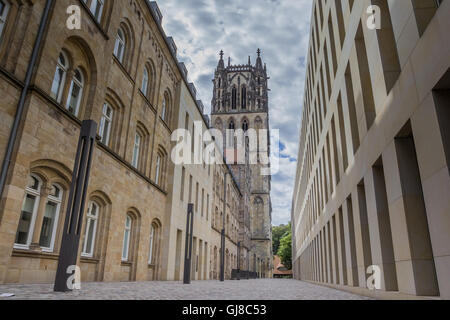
[{"x1": 211, "y1": 49, "x2": 273, "y2": 278}]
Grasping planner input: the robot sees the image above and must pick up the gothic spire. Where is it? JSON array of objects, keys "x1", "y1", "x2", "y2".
[
  {"x1": 255, "y1": 48, "x2": 263, "y2": 70},
  {"x1": 217, "y1": 50, "x2": 224, "y2": 69}
]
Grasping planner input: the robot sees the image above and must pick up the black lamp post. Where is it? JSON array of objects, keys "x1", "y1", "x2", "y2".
[
  {"x1": 183, "y1": 204, "x2": 194, "y2": 284},
  {"x1": 54, "y1": 120, "x2": 97, "y2": 292}
]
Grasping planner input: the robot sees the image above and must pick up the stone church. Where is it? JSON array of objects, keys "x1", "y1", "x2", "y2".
[{"x1": 211, "y1": 50, "x2": 273, "y2": 277}]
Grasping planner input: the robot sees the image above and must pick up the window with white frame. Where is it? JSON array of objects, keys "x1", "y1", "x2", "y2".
[
  {"x1": 155, "y1": 154, "x2": 161, "y2": 186},
  {"x1": 99, "y1": 103, "x2": 113, "y2": 146},
  {"x1": 122, "y1": 215, "x2": 132, "y2": 261},
  {"x1": 66, "y1": 69, "x2": 84, "y2": 117},
  {"x1": 15, "y1": 175, "x2": 41, "y2": 248},
  {"x1": 148, "y1": 224, "x2": 155, "y2": 264},
  {"x1": 90, "y1": 0, "x2": 104, "y2": 22},
  {"x1": 161, "y1": 96, "x2": 167, "y2": 121},
  {"x1": 114, "y1": 27, "x2": 126, "y2": 63},
  {"x1": 141, "y1": 66, "x2": 149, "y2": 96},
  {"x1": 39, "y1": 184, "x2": 63, "y2": 252},
  {"x1": 81, "y1": 201, "x2": 99, "y2": 257},
  {"x1": 50, "y1": 52, "x2": 68, "y2": 103},
  {"x1": 132, "y1": 132, "x2": 141, "y2": 169},
  {"x1": 0, "y1": 0, "x2": 10, "y2": 41}
]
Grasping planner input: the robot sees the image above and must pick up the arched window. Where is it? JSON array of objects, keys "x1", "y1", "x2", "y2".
[
  {"x1": 161, "y1": 96, "x2": 167, "y2": 122},
  {"x1": 148, "y1": 221, "x2": 160, "y2": 265},
  {"x1": 66, "y1": 68, "x2": 84, "y2": 116},
  {"x1": 50, "y1": 52, "x2": 68, "y2": 103},
  {"x1": 161, "y1": 91, "x2": 171, "y2": 124},
  {"x1": 122, "y1": 214, "x2": 132, "y2": 261},
  {"x1": 241, "y1": 86, "x2": 247, "y2": 109},
  {"x1": 141, "y1": 66, "x2": 149, "y2": 96},
  {"x1": 155, "y1": 147, "x2": 167, "y2": 188},
  {"x1": 155, "y1": 154, "x2": 162, "y2": 186},
  {"x1": 39, "y1": 184, "x2": 63, "y2": 251},
  {"x1": 114, "y1": 27, "x2": 126, "y2": 63},
  {"x1": 232, "y1": 87, "x2": 237, "y2": 110},
  {"x1": 132, "y1": 132, "x2": 142, "y2": 169},
  {"x1": 148, "y1": 224, "x2": 155, "y2": 264},
  {"x1": 99, "y1": 103, "x2": 113, "y2": 146},
  {"x1": 242, "y1": 119, "x2": 249, "y2": 132},
  {"x1": 0, "y1": 0, "x2": 10, "y2": 41},
  {"x1": 228, "y1": 120, "x2": 235, "y2": 146},
  {"x1": 81, "y1": 201, "x2": 99, "y2": 257},
  {"x1": 15, "y1": 175, "x2": 42, "y2": 248}
]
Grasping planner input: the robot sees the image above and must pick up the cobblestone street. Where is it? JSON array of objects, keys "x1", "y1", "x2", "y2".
[{"x1": 0, "y1": 279, "x2": 371, "y2": 300}]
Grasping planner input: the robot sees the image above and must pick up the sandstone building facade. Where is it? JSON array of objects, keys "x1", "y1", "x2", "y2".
[
  {"x1": 292, "y1": 0, "x2": 450, "y2": 299},
  {"x1": 0, "y1": 0, "x2": 270, "y2": 284}
]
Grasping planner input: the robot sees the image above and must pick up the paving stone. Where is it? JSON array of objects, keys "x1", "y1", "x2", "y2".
[{"x1": 0, "y1": 279, "x2": 371, "y2": 300}]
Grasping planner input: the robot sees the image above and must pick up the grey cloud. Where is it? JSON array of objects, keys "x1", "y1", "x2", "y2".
[{"x1": 159, "y1": 0, "x2": 313, "y2": 226}]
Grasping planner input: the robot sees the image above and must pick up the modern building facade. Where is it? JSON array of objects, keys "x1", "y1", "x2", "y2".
[
  {"x1": 292, "y1": 0, "x2": 450, "y2": 299},
  {"x1": 0, "y1": 0, "x2": 270, "y2": 284},
  {"x1": 211, "y1": 51, "x2": 273, "y2": 278}
]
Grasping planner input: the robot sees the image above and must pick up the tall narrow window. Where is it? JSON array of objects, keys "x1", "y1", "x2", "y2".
[
  {"x1": 161, "y1": 96, "x2": 167, "y2": 122},
  {"x1": 232, "y1": 87, "x2": 237, "y2": 109},
  {"x1": 66, "y1": 69, "x2": 84, "y2": 117},
  {"x1": 155, "y1": 154, "x2": 161, "y2": 186},
  {"x1": 122, "y1": 215, "x2": 132, "y2": 261},
  {"x1": 39, "y1": 184, "x2": 63, "y2": 252},
  {"x1": 206, "y1": 194, "x2": 210, "y2": 221},
  {"x1": 241, "y1": 87, "x2": 247, "y2": 109},
  {"x1": 51, "y1": 52, "x2": 68, "y2": 103},
  {"x1": 114, "y1": 27, "x2": 126, "y2": 63},
  {"x1": 99, "y1": 103, "x2": 113, "y2": 146},
  {"x1": 148, "y1": 224, "x2": 155, "y2": 264},
  {"x1": 0, "y1": 0, "x2": 10, "y2": 41},
  {"x1": 15, "y1": 175, "x2": 41, "y2": 248},
  {"x1": 82, "y1": 201, "x2": 99, "y2": 257},
  {"x1": 90, "y1": 0, "x2": 104, "y2": 22},
  {"x1": 132, "y1": 132, "x2": 141, "y2": 169},
  {"x1": 195, "y1": 182, "x2": 199, "y2": 212},
  {"x1": 180, "y1": 167, "x2": 186, "y2": 201},
  {"x1": 228, "y1": 120, "x2": 235, "y2": 146},
  {"x1": 242, "y1": 120, "x2": 249, "y2": 132},
  {"x1": 141, "y1": 67, "x2": 149, "y2": 96}
]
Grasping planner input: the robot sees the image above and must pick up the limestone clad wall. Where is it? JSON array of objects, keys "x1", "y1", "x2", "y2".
[{"x1": 292, "y1": 0, "x2": 450, "y2": 299}]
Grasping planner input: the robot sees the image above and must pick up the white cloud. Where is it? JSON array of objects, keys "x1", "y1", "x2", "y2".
[{"x1": 158, "y1": 0, "x2": 312, "y2": 226}]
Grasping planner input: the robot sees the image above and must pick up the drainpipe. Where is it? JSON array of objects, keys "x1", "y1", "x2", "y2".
[{"x1": 0, "y1": 0, "x2": 54, "y2": 200}]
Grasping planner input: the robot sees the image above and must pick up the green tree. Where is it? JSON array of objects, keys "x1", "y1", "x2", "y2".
[
  {"x1": 272, "y1": 223, "x2": 291, "y2": 255},
  {"x1": 277, "y1": 231, "x2": 292, "y2": 270}
]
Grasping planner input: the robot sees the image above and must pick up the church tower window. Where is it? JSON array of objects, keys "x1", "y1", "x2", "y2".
[
  {"x1": 241, "y1": 87, "x2": 247, "y2": 109},
  {"x1": 232, "y1": 87, "x2": 237, "y2": 110}
]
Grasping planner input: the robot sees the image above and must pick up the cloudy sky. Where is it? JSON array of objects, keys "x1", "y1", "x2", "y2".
[{"x1": 158, "y1": 0, "x2": 313, "y2": 226}]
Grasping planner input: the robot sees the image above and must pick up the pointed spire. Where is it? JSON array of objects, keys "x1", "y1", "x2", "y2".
[
  {"x1": 255, "y1": 48, "x2": 263, "y2": 69},
  {"x1": 248, "y1": 56, "x2": 251, "y2": 65},
  {"x1": 228, "y1": 56, "x2": 231, "y2": 67},
  {"x1": 217, "y1": 50, "x2": 224, "y2": 69}
]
